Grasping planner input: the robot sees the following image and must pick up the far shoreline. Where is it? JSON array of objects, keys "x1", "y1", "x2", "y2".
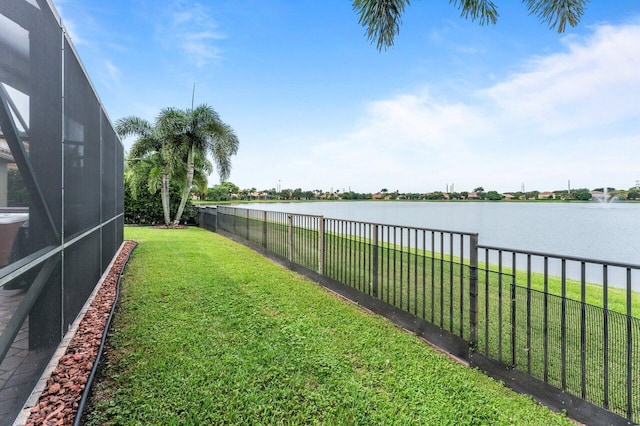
[{"x1": 194, "y1": 198, "x2": 640, "y2": 206}]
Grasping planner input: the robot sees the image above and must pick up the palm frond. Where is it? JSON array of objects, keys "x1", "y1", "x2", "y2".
[
  {"x1": 156, "y1": 107, "x2": 188, "y2": 141},
  {"x1": 209, "y1": 121, "x2": 240, "y2": 156},
  {"x1": 354, "y1": 0, "x2": 587, "y2": 51},
  {"x1": 212, "y1": 145, "x2": 233, "y2": 183},
  {"x1": 191, "y1": 104, "x2": 220, "y2": 129},
  {"x1": 128, "y1": 135, "x2": 161, "y2": 160},
  {"x1": 353, "y1": 0, "x2": 410, "y2": 51},
  {"x1": 126, "y1": 152, "x2": 165, "y2": 197},
  {"x1": 524, "y1": 0, "x2": 585, "y2": 32},
  {"x1": 450, "y1": 0, "x2": 499, "y2": 26},
  {"x1": 208, "y1": 122, "x2": 239, "y2": 182},
  {"x1": 194, "y1": 151, "x2": 214, "y2": 176},
  {"x1": 124, "y1": 168, "x2": 141, "y2": 199},
  {"x1": 115, "y1": 116, "x2": 152, "y2": 139},
  {"x1": 193, "y1": 171, "x2": 209, "y2": 195},
  {"x1": 147, "y1": 165, "x2": 164, "y2": 194}
]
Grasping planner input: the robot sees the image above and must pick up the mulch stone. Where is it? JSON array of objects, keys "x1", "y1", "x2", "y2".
[{"x1": 24, "y1": 241, "x2": 137, "y2": 426}]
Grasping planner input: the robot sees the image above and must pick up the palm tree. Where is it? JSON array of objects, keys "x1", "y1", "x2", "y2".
[
  {"x1": 353, "y1": 0, "x2": 588, "y2": 50},
  {"x1": 117, "y1": 115, "x2": 175, "y2": 226},
  {"x1": 118, "y1": 105, "x2": 238, "y2": 227},
  {"x1": 166, "y1": 104, "x2": 239, "y2": 226}
]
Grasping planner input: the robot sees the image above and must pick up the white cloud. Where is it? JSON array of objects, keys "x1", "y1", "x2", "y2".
[
  {"x1": 159, "y1": 2, "x2": 226, "y2": 67},
  {"x1": 482, "y1": 24, "x2": 640, "y2": 135},
  {"x1": 285, "y1": 23, "x2": 640, "y2": 193},
  {"x1": 101, "y1": 60, "x2": 122, "y2": 89}
]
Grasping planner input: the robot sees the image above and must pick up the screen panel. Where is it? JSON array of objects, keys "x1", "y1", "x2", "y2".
[
  {"x1": 101, "y1": 109, "x2": 116, "y2": 221},
  {"x1": 63, "y1": 230, "x2": 101, "y2": 330},
  {"x1": 63, "y1": 38, "x2": 100, "y2": 239}
]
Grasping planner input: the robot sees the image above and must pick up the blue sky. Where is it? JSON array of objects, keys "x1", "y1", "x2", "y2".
[{"x1": 52, "y1": 0, "x2": 640, "y2": 194}]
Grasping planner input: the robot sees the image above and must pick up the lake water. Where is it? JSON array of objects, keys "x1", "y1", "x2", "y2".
[{"x1": 233, "y1": 201, "x2": 640, "y2": 267}]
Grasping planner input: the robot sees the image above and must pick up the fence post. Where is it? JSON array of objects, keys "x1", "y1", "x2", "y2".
[
  {"x1": 262, "y1": 210, "x2": 267, "y2": 248},
  {"x1": 233, "y1": 207, "x2": 237, "y2": 235},
  {"x1": 469, "y1": 233, "x2": 479, "y2": 351},
  {"x1": 318, "y1": 217, "x2": 325, "y2": 275},
  {"x1": 288, "y1": 214, "x2": 293, "y2": 264},
  {"x1": 512, "y1": 253, "x2": 518, "y2": 367},
  {"x1": 246, "y1": 209, "x2": 250, "y2": 239},
  {"x1": 212, "y1": 207, "x2": 218, "y2": 232},
  {"x1": 626, "y1": 268, "x2": 633, "y2": 422},
  {"x1": 372, "y1": 225, "x2": 379, "y2": 298}
]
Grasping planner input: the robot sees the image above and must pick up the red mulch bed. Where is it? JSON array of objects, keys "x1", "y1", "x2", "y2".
[{"x1": 25, "y1": 241, "x2": 137, "y2": 426}]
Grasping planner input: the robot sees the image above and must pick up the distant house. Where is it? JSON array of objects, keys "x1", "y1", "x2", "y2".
[
  {"x1": 372, "y1": 192, "x2": 384, "y2": 200},
  {"x1": 322, "y1": 192, "x2": 337, "y2": 199},
  {"x1": 503, "y1": 193, "x2": 515, "y2": 200},
  {"x1": 467, "y1": 192, "x2": 481, "y2": 199},
  {"x1": 538, "y1": 191, "x2": 555, "y2": 199}
]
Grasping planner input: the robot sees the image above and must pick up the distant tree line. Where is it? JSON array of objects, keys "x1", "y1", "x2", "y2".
[{"x1": 200, "y1": 183, "x2": 640, "y2": 202}]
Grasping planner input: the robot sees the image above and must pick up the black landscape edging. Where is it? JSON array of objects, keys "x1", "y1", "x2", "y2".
[{"x1": 73, "y1": 241, "x2": 138, "y2": 426}]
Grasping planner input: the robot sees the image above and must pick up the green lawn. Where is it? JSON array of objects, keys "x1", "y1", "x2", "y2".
[
  {"x1": 85, "y1": 226, "x2": 572, "y2": 425},
  {"x1": 219, "y1": 213, "x2": 639, "y2": 422}
]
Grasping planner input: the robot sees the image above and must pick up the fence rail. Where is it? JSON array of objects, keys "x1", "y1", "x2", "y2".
[{"x1": 204, "y1": 205, "x2": 639, "y2": 425}]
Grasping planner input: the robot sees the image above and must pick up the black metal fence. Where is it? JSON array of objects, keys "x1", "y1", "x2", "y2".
[
  {"x1": 0, "y1": 1, "x2": 124, "y2": 424},
  {"x1": 206, "y1": 205, "x2": 639, "y2": 425},
  {"x1": 473, "y1": 247, "x2": 639, "y2": 425}
]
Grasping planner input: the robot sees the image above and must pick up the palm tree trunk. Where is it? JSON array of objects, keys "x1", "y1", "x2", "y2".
[
  {"x1": 161, "y1": 173, "x2": 171, "y2": 226},
  {"x1": 173, "y1": 147, "x2": 195, "y2": 226}
]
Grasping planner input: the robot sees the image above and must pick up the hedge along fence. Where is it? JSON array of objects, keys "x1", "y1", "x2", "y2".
[{"x1": 203, "y1": 205, "x2": 639, "y2": 426}]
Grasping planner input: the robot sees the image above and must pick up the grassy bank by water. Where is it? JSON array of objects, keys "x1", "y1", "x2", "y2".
[{"x1": 85, "y1": 226, "x2": 573, "y2": 425}]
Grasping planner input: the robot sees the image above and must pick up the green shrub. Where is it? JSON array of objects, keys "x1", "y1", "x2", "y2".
[{"x1": 124, "y1": 184, "x2": 196, "y2": 225}]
